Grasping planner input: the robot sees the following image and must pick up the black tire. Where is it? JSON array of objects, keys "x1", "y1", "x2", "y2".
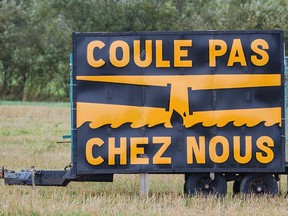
[
  {"x1": 233, "y1": 180, "x2": 241, "y2": 194},
  {"x1": 240, "y1": 173, "x2": 278, "y2": 196},
  {"x1": 184, "y1": 181, "x2": 188, "y2": 194},
  {"x1": 184, "y1": 173, "x2": 227, "y2": 197}
]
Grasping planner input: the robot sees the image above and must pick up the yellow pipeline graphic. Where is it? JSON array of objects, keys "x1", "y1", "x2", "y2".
[{"x1": 76, "y1": 74, "x2": 281, "y2": 129}]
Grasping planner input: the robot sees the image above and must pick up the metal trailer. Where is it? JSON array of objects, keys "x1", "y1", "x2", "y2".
[{"x1": 1, "y1": 30, "x2": 287, "y2": 196}]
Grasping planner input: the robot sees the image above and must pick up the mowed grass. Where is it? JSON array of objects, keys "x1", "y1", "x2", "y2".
[{"x1": 0, "y1": 102, "x2": 288, "y2": 215}]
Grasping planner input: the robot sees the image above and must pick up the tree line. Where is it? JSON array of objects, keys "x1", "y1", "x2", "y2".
[{"x1": 0, "y1": 0, "x2": 287, "y2": 101}]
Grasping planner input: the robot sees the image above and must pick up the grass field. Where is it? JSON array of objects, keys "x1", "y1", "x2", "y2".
[{"x1": 0, "y1": 102, "x2": 288, "y2": 215}]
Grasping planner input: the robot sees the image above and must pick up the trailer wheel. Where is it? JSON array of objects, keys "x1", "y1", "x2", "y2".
[
  {"x1": 184, "y1": 181, "x2": 188, "y2": 194},
  {"x1": 184, "y1": 173, "x2": 227, "y2": 197},
  {"x1": 233, "y1": 180, "x2": 241, "y2": 194},
  {"x1": 240, "y1": 173, "x2": 278, "y2": 196}
]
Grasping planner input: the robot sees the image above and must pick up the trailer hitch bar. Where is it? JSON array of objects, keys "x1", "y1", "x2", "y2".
[{"x1": 0, "y1": 165, "x2": 113, "y2": 187}]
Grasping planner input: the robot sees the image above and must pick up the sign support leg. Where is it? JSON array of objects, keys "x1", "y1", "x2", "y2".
[{"x1": 139, "y1": 173, "x2": 148, "y2": 197}]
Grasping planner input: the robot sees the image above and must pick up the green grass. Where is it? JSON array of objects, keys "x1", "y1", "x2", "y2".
[
  {"x1": 0, "y1": 100, "x2": 69, "y2": 107},
  {"x1": 0, "y1": 103, "x2": 288, "y2": 215}
]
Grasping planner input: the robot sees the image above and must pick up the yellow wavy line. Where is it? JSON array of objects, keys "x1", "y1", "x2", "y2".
[{"x1": 76, "y1": 102, "x2": 281, "y2": 129}]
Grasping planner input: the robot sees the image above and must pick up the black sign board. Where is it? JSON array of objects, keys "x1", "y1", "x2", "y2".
[{"x1": 72, "y1": 31, "x2": 285, "y2": 174}]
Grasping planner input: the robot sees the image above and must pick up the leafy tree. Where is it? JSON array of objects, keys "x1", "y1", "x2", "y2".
[
  {"x1": 0, "y1": 0, "x2": 287, "y2": 101},
  {"x1": 0, "y1": 0, "x2": 35, "y2": 100}
]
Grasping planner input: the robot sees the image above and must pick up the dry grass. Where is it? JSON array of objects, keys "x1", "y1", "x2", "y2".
[{"x1": 0, "y1": 102, "x2": 288, "y2": 215}]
